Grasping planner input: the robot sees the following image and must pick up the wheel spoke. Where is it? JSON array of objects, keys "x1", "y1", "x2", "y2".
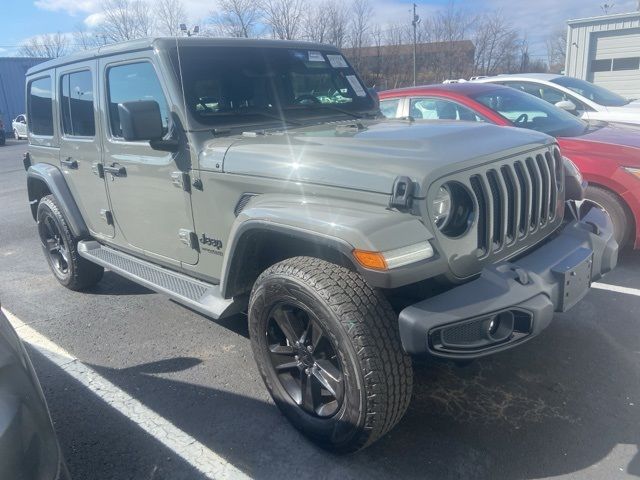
[
  {"x1": 309, "y1": 320, "x2": 324, "y2": 352},
  {"x1": 269, "y1": 344, "x2": 295, "y2": 356},
  {"x1": 313, "y1": 360, "x2": 343, "y2": 398},
  {"x1": 46, "y1": 238, "x2": 59, "y2": 253},
  {"x1": 273, "y1": 308, "x2": 300, "y2": 344},
  {"x1": 58, "y1": 245, "x2": 70, "y2": 265},
  {"x1": 300, "y1": 371, "x2": 320, "y2": 412},
  {"x1": 45, "y1": 217, "x2": 57, "y2": 238},
  {"x1": 275, "y1": 360, "x2": 300, "y2": 372}
]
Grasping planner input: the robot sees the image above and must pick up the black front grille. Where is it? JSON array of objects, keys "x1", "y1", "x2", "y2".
[{"x1": 470, "y1": 148, "x2": 563, "y2": 257}]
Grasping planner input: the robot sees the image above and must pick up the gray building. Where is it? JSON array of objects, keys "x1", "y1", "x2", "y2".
[
  {"x1": 565, "y1": 11, "x2": 640, "y2": 99},
  {"x1": 0, "y1": 57, "x2": 48, "y2": 134}
]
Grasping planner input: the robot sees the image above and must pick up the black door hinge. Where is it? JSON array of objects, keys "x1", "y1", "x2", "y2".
[{"x1": 171, "y1": 171, "x2": 191, "y2": 193}]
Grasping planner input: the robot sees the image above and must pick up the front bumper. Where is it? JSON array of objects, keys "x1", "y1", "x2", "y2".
[{"x1": 398, "y1": 201, "x2": 618, "y2": 359}]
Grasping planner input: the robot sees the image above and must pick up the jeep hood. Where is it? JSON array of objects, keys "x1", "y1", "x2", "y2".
[{"x1": 215, "y1": 120, "x2": 554, "y2": 195}]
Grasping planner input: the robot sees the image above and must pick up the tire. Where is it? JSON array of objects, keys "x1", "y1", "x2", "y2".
[
  {"x1": 248, "y1": 256, "x2": 413, "y2": 453},
  {"x1": 36, "y1": 195, "x2": 104, "y2": 290},
  {"x1": 586, "y1": 185, "x2": 632, "y2": 247}
]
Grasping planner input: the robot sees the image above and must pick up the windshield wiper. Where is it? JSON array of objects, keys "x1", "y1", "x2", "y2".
[
  {"x1": 303, "y1": 104, "x2": 368, "y2": 120},
  {"x1": 229, "y1": 110, "x2": 305, "y2": 126}
]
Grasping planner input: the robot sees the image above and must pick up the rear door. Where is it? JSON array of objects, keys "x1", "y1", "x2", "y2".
[
  {"x1": 99, "y1": 56, "x2": 198, "y2": 265},
  {"x1": 57, "y1": 62, "x2": 114, "y2": 238}
]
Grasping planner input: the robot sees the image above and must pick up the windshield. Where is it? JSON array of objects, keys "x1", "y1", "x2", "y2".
[
  {"x1": 551, "y1": 76, "x2": 630, "y2": 107},
  {"x1": 168, "y1": 46, "x2": 376, "y2": 128},
  {"x1": 472, "y1": 87, "x2": 588, "y2": 137}
]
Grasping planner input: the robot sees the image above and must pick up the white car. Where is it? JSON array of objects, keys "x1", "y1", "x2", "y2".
[
  {"x1": 473, "y1": 73, "x2": 640, "y2": 126},
  {"x1": 11, "y1": 114, "x2": 27, "y2": 139}
]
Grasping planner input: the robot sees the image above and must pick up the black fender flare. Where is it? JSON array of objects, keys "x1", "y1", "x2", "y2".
[
  {"x1": 27, "y1": 163, "x2": 90, "y2": 238},
  {"x1": 219, "y1": 220, "x2": 355, "y2": 299}
]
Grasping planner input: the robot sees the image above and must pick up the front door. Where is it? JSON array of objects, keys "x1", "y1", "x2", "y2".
[
  {"x1": 57, "y1": 62, "x2": 114, "y2": 239},
  {"x1": 99, "y1": 57, "x2": 198, "y2": 265}
]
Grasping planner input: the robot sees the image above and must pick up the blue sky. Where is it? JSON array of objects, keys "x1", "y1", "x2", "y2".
[{"x1": 1, "y1": 0, "x2": 638, "y2": 58}]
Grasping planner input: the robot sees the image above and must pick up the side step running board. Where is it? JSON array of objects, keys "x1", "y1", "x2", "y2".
[{"x1": 78, "y1": 241, "x2": 243, "y2": 319}]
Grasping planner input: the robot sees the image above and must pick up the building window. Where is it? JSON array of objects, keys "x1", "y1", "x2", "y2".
[
  {"x1": 591, "y1": 59, "x2": 612, "y2": 72},
  {"x1": 61, "y1": 70, "x2": 95, "y2": 137},
  {"x1": 27, "y1": 76, "x2": 54, "y2": 136},
  {"x1": 612, "y1": 57, "x2": 640, "y2": 71}
]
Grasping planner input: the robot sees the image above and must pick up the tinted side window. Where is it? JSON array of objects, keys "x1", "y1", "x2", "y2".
[
  {"x1": 107, "y1": 62, "x2": 169, "y2": 138},
  {"x1": 28, "y1": 76, "x2": 54, "y2": 136},
  {"x1": 410, "y1": 98, "x2": 483, "y2": 121},
  {"x1": 505, "y1": 81, "x2": 542, "y2": 98},
  {"x1": 61, "y1": 70, "x2": 95, "y2": 137},
  {"x1": 379, "y1": 99, "x2": 400, "y2": 118}
]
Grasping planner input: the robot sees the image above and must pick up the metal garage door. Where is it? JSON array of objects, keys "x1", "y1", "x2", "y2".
[{"x1": 590, "y1": 29, "x2": 640, "y2": 98}]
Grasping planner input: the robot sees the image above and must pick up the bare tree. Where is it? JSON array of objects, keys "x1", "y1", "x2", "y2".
[
  {"x1": 423, "y1": 1, "x2": 475, "y2": 80},
  {"x1": 325, "y1": 0, "x2": 349, "y2": 48},
  {"x1": 73, "y1": 26, "x2": 108, "y2": 51},
  {"x1": 349, "y1": 0, "x2": 372, "y2": 70},
  {"x1": 95, "y1": 0, "x2": 155, "y2": 42},
  {"x1": 473, "y1": 11, "x2": 520, "y2": 76},
  {"x1": 261, "y1": 0, "x2": 306, "y2": 40},
  {"x1": 18, "y1": 32, "x2": 69, "y2": 58},
  {"x1": 302, "y1": 2, "x2": 330, "y2": 43},
  {"x1": 546, "y1": 27, "x2": 567, "y2": 73},
  {"x1": 156, "y1": 0, "x2": 187, "y2": 36},
  {"x1": 212, "y1": 0, "x2": 262, "y2": 38}
]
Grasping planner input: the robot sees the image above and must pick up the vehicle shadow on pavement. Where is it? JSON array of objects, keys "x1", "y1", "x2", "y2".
[
  {"x1": 29, "y1": 251, "x2": 640, "y2": 480},
  {"x1": 85, "y1": 271, "x2": 155, "y2": 296},
  {"x1": 36, "y1": 285, "x2": 638, "y2": 480}
]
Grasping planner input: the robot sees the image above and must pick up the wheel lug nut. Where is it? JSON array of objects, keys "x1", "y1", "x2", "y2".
[{"x1": 294, "y1": 355, "x2": 299, "y2": 360}]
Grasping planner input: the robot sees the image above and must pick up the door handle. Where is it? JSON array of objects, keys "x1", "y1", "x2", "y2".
[
  {"x1": 61, "y1": 158, "x2": 78, "y2": 169},
  {"x1": 103, "y1": 164, "x2": 127, "y2": 177}
]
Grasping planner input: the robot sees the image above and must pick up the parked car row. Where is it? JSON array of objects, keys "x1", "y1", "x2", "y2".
[{"x1": 379, "y1": 80, "x2": 640, "y2": 250}]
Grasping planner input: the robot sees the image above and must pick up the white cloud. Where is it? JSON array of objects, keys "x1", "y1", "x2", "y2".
[
  {"x1": 34, "y1": 0, "x2": 100, "y2": 15},
  {"x1": 84, "y1": 12, "x2": 105, "y2": 27}
]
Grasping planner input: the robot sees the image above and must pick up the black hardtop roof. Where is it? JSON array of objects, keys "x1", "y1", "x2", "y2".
[{"x1": 27, "y1": 37, "x2": 339, "y2": 76}]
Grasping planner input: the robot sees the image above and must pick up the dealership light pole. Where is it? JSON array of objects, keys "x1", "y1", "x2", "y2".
[
  {"x1": 180, "y1": 24, "x2": 200, "y2": 37},
  {"x1": 412, "y1": 3, "x2": 420, "y2": 86}
]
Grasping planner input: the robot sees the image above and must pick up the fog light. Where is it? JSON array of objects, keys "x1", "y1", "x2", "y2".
[{"x1": 485, "y1": 311, "x2": 515, "y2": 342}]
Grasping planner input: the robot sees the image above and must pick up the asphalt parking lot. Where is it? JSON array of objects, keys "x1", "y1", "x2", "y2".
[{"x1": 1, "y1": 138, "x2": 639, "y2": 480}]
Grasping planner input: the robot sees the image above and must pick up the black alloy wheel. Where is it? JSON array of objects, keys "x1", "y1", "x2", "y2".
[
  {"x1": 36, "y1": 195, "x2": 104, "y2": 290},
  {"x1": 267, "y1": 302, "x2": 344, "y2": 418},
  {"x1": 38, "y1": 214, "x2": 71, "y2": 277}
]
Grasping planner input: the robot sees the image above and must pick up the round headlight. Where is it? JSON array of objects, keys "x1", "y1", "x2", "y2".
[
  {"x1": 433, "y1": 186, "x2": 452, "y2": 228},
  {"x1": 434, "y1": 182, "x2": 475, "y2": 237}
]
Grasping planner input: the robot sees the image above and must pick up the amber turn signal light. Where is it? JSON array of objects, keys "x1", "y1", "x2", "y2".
[{"x1": 352, "y1": 250, "x2": 388, "y2": 270}]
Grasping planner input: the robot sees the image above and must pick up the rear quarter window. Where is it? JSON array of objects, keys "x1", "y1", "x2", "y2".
[{"x1": 28, "y1": 76, "x2": 54, "y2": 136}]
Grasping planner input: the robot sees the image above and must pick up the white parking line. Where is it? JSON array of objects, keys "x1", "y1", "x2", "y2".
[
  {"x1": 1, "y1": 308, "x2": 250, "y2": 480},
  {"x1": 592, "y1": 282, "x2": 640, "y2": 297}
]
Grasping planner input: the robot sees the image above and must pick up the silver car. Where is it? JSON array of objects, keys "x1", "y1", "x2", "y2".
[
  {"x1": 0, "y1": 308, "x2": 69, "y2": 479},
  {"x1": 12, "y1": 114, "x2": 27, "y2": 139}
]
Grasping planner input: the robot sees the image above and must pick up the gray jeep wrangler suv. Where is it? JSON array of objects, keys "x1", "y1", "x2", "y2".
[{"x1": 23, "y1": 37, "x2": 618, "y2": 452}]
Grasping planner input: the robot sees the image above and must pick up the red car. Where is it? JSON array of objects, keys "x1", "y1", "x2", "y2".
[{"x1": 379, "y1": 83, "x2": 640, "y2": 248}]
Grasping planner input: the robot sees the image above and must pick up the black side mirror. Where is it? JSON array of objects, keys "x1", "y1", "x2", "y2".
[
  {"x1": 118, "y1": 100, "x2": 164, "y2": 142},
  {"x1": 368, "y1": 87, "x2": 380, "y2": 110}
]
